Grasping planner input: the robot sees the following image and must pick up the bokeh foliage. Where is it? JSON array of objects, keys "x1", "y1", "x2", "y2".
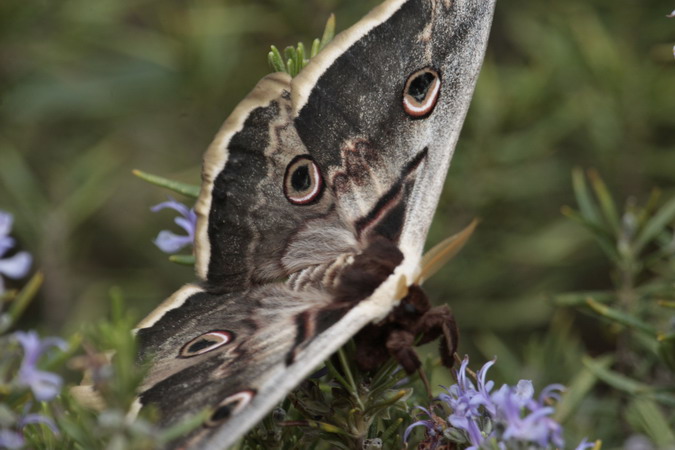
[{"x1": 1, "y1": 0, "x2": 674, "y2": 447}]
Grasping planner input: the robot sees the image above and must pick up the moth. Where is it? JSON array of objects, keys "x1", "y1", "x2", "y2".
[{"x1": 134, "y1": 0, "x2": 495, "y2": 448}]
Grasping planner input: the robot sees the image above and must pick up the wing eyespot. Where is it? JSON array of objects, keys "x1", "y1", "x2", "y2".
[
  {"x1": 402, "y1": 68, "x2": 441, "y2": 118},
  {"x1": 284, "y1": 155, "x2": 324, "y2": 205},
  {"x1": 206, "y1": 390, "x2": 256, "y2": 426},
  {"x1": 179, "y1": 331, "x2": 234, "y2": 358}
]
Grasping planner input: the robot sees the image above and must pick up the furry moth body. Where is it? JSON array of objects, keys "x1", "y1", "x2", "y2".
[{"x1": 135, "y1": 0, "x2": 495, "y2": 448}]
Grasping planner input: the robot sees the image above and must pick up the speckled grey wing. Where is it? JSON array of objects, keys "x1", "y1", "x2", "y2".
[
  {"x1": 188, "y1": 71, "x2": 363, "y2": 296},
  {"x1": 136, "y1": 284, "x2": 334, "y2": 449},
  {"x1": 192, "y1": 73, "x2": 351, "y2": 293},
  {"x1": 291, "y1": 0, "x2": 496, "y2": 265}
]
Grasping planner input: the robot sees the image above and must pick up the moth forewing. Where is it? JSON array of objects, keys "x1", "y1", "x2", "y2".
[{"x1": 194, "y1": 73, "x2": 292, "y2": 282}]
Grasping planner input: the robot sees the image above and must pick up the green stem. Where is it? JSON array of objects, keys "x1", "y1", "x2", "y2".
[{"x1": 338, "y1": 348, "x2": 365, "y2": 411}]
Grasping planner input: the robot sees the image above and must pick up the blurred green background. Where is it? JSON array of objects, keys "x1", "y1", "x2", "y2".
[{"x1": 1, "y1": 0, "x2": 674, "y2": 447}]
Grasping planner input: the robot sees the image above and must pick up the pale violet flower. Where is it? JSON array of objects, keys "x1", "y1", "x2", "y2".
[
  {"x1": 14, "y1": 331, "x2": 67, "y2": 401},
  {"x1": 151, "y1": 199, "x2": 197, "y2": 253},
  {"x1": 0, "y1": 429, "x2": 24, "y2": 449},
  {"x1": 0, "y1": 410, "x2": 60, "y2": 448},
  {"x1": 20, "y1": 412, "x2": 59, "y2": 434},
  {"x1": 0, "y1": 211, "x2": 32, "y2": 293},
  {"x1": 405, "y1": 356, "x2": 595, "y2": 449},
  {"x1": 403, "y1": 406, "x2": 444, "y2": 443},
  {"x1": 490, "y1": 380, "x2": 564, "y2": 448},
  {"x1": 433, "y1": 357, "x2": 495, "y2": 447}
]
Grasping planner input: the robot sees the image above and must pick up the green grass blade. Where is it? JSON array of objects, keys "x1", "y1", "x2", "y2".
[
  {"x1": 583, "y1": 356, "x2": 675, "y2": 405},
  {"x1": 585, "y1": 298, "x2": 657, "y2": 335},
  {"x1": 627, "y1": 398, "x2": 675, "y2": 446},
  {"x1": 588, "y1": 169, "x2": 620, "y2": 232},
  {"x1": 310, "y1": 38, "x2": 320, "y2": 58},
  {"x1": 552, "y1": 290, "x2": 615, "y2": 306},
  {"x1": 571, "y1": 168, "x2": 602, "y2": 226},
  {"x1": 554, "y1": 355, "x2": 610, "y2": 422},
  {"x1": 168, "y1": 254, "x2": 195, "y2": 266},
  {"x1": 6, "y1": 272, "x2": 44, "y2": 330},
  {"x1": 268, "y1": 45, "x2": 286, "y2": 73},
  {"x1": 634, "y1": 195, "x2": 675, "y2": 254},
  {"x1": 657, "y1": 332, "x2": 675, "y2": 371},
  {"x1": 132, "y1": 170, "x2": 200, "y2": 198},
  {"x1": 319, "y1": 14, "x2": 336, "y2": 50}
]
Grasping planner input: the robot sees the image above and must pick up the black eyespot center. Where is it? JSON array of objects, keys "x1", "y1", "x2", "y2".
[
  {"x1": 291, "y1": 164, "x2": 311, "y2": 192},
  {"x1": 408, "y1": 72, "x2": 435, "y2": 102},
  {"x1": 211, "y1": 404, "x2": 233, "y2": 422},
  {"x1": 187, "y1": 338, "x2": 216, "y2": 354}
]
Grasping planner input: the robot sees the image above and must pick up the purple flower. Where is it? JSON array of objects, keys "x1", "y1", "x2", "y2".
[
  {"x1": 406, "y1": 357, "x2": 595, "y2": 449},
  {"x1": 575, "y1": 438, "x2": 597, "y2": 450},
  {"x1": 435, "y1": 357, "x2": 496, "y2": 447},
  {"x1": 490, "y1": 382, "x2": 564, "y2": 448},
  {"x1": 0, "y1": 430, "x2": 24, "y2": 449},
  {"x1": 0, "y1": 211, "x2": 32, "y2": 293},
  {"x1": 0, "y1": 410, "x2": 60, "y2": 449},
  {"x1": 403, "y1": 406, "x2": 447, "y2": 448},
  {"x1": 151, "y1": 199, "x2": 197, "y2": 253},
  {"x1": 20, "y1": 412, "x2": 59, "y2": 435},
  {"x1": 14, "y1": 331, "x2": 67, "y2": 401}
]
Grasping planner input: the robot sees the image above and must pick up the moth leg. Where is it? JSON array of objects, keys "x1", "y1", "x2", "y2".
[
  {"x1": 414, "y1": 304, "x2": 459, "y2": 369},
  {"x1": 385, "y1": 329, "x2": 419, "y2": 374},
  {"x1": 396, "y1": 285, "x2": 459, "y2": 368},
  {"x1": 355, "y1": 285, "x2": 429, "y2": 374},
  {"x1": 383, "y1": 327, "x2": 435, "y2": 399},
  {"x1": 355, "y1": 285, "x2": 459, "y2": 376}
]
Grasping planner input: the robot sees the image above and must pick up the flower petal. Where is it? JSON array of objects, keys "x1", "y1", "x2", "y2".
[
  {"x1": 0, "y1": 430, "x2": 24, "y2": 449},
  {"x1": 20, "y1": 413, "x2": 59, "y2": 434},
  {"x1": 20, "y1": 369, "x2": 63, "y2": 401},
  {"x1": 0, "y1": 211, "x2": 14, "y2": 237},
  {"x1": 151, "y1": 198, "x2": 190, "y2": 217},
  {"x1": 539, "y1": 383, "x2": 565, "y2": 404},
  {"x1": 174, "y1": 217, "x2": 196, "y2": 237},
  {"x1": 574, "y1": 438, "x2": 596, "y2": 450},
  {"x1": 514, "y1": 380, "x2": 534, "y2": 406},
  {"x1": 0, "y1": 251, "x2": 32, "y2": 279},
  {"x1": 154, "y1": 230, "x2": 193, "y2": 253},
  {"x1": 403, "y1": 420, "x2": 435, "y2": 442},
  {"x1": 0, "y1": 236, "x2": 15, "y2": 257},
  {"x1": 41, "y1": 337, "x2": 68, "y2": 353},
  {"x1": 14, "y1": 331, "x2": 66, "y2": 401},
  {"x1": 14, "y1": 331, "x2": 41, "y2": 365}
]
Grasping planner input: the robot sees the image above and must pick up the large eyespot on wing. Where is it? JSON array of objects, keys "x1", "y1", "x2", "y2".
[
  {"x1": 178, "y1": 331, "x2": 235, "y2": 358},
  {"x1": 283, "y1": 155, "x2": 324, "y2": 205},
  {"x1": 402, "y1": 67, "x2": 441, "y2": 118},
  {"x1": 206, "y1": 390, "x2": 256, "y2": 426}
]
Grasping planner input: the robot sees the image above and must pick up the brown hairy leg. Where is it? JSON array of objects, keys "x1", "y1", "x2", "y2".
[{"x1": 354, "y1": 285, "x2": 459, "y2": 376}]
